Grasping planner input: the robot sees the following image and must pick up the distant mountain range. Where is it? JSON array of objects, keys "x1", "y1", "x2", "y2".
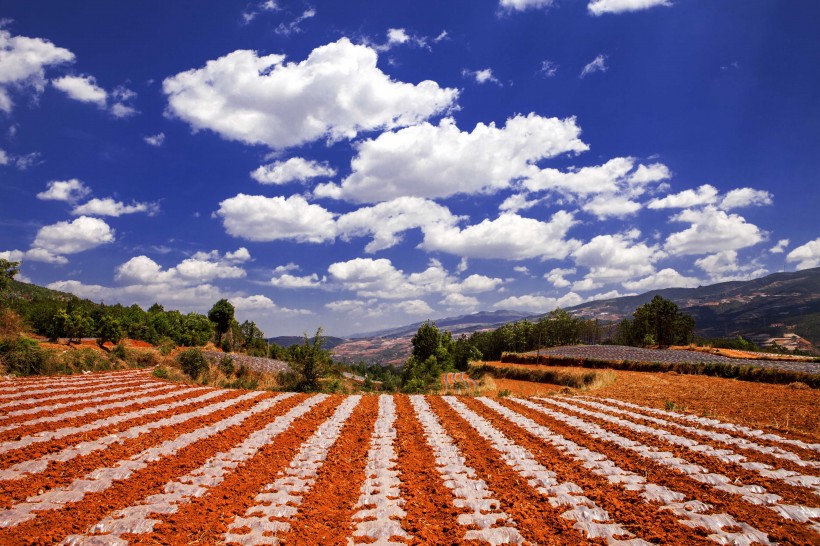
[
  {"x1": 331, "y1": 267, "x2": 820, "y2": 364},
  {"x1": 6, "y1": 268, "x2": 819, "y2": 365},
  {"x1": 267, "y1": 335, "x2": 347, "y2": 350}
]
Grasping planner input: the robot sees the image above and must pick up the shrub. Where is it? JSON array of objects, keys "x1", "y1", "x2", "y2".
[
  {"x1": 219, "y1": 355, "x2": 235, "y2": 376},
  {"x1": 177, "y1": 348, "x2": 208, "y2": 379},
  {"x1": 153, "y1": 366, "x2": 169, "y2": 379},
  {"x1": 157, "y1": 338, "x2": 176, "y2": 356},
  {"x1": 0, "y1": 337, "x2": 50, "y2": 375},
  {"x1": 111, "y1": 343, "x2": 128, "y2": 361}
]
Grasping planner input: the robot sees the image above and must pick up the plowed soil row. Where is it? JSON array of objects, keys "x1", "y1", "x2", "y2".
[{"x1": 0, "y1": 371, "x2": 817, "y2": 544}]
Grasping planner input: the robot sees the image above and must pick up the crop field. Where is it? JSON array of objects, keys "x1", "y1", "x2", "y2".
[{"x1": 0, "y1": 370, "x2": 818, "y2": 545}]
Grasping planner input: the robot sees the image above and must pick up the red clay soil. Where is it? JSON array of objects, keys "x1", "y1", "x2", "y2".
[
  {"x1": 0, "y1": 384, "x2": 204, "y2": 443},
  {"x1": 393, "y1": 394, "x2": 469, "y2": 544},
  {"x1": 276, "y1": 394, "x2": 379, "y2": 545},
  {"x1": 483, "y1": 361, "x2": 820, "y2": 440},
  {"x1": 571, "y1": 398, "x2": 820, "y2": 479},
  {"x1": 460, "y1": 397, "x2": 715, "y2": 545},
  {"x1": 426, "y1": 395, "x2": 593, "y2": 545},
  {"x1": 492, "y1": 378, "x2": 564, "y2": 397},
  {"x1": 1, "y1": 371, "x2": 818, "y2": 544},
  {"x1": 136, "y1": 394, "x2": 341, "y2": 544},
  {"x1": 540, "y1": 398, "x2": 819, "y2": 509},
  {"x1": 508, "y1": 397, "x2": 818, "y2": 545},
  {"x1": 0, "y1": 390, "x2": 249, "y2": 508},
  {"x1": 0, "y1": 392, "x2": 301, "y2": 544}
]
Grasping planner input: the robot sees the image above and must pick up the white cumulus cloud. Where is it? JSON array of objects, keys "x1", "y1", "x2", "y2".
[
  {"x1": 216, "y1": 194, "x2": 337, "y2": 243},
  {"x1": 719, "y1": 187, "x2": 773, "y2": 210},
  {"x1": 580, "y1": 54, "x2": 607, "y2": 78},
  {"x1": 163, "y1": 38, "x2": 458, "y2": 150},
  {"x1": 770, "y1": 239, "x2": 790, "y2": 254},
  {"x1": 52, "y1": 75, "x2": 107, "y2": 106},
  {"x1": 71, "y1": 197, "x2": 158, "y2": 217},
  {"x1": 36, "y1": 179, "x2": 91, "y2": 203},
  {"x1": 573, "y1": 231, "x2": 662, "y2": 283},
  {"x1": 664, "y1": 206, "x2": 764, "y2": 256},
  {"x1": 32, "y1": 216, "x2": 115, "y2": 256},
  {"x1": 622, "y1": 268, "x2": 700, "y2": 291},
  {"x1": 250, "y1": 157, "x2": 336, "y2": 185},
  {"x1": 421, "y1": 211, "x2": 580, "y2": 261},
  {"x1": 648, "y1": 184, "x2": 718, "y2": 209},
  {"x1": 336, "y1": 197, "x2": 462, "y2": 253},
  {"x1": 786, "y1": 238, "x2": 820, "y2": 270},
  {"x1": 588, "y1": 0, "x2": 672, "y2": 16},
  {"x1": 494, "y1": 292, "x2": 583, "y2": 313},
  {"x1": 499, "y1": 0, "x2": 554, "y2": 11},
  {"x1": 0, "y1": 29, "x2": 74, "y2": 112},
  {"x1": 316, "y1": 114, "x2": 588, "y2": 203}
]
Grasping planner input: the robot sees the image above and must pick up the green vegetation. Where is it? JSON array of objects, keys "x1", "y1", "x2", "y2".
[
  {"x1": 470, "y1": 363, "x2": 615, "y2": 390},
  {"x1": 615, "y1": 295, "x2": 695, "y2": 348},
  {"x1": 176, "y1": 348, "x2": 209, "y2": 380},
  {"x1": 287, "y1": 328, "x2": 333, "y2": 391},
  {"x1": 207, "y1": 299, "x2": 235, "y2": 347},
  {"x1": 0, "y1": 259, "x2": 19, "y2": 295},
  {"x1": 400, "y1": 321, "x2": 455, "y2": 393}
]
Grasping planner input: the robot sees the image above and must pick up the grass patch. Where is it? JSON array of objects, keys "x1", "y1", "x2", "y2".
[{"x1": 470, "y1": 364, "x2": 615, "y2": 391}]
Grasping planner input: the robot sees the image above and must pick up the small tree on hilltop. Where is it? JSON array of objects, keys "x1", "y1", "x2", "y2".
[
  {"x1": 0, "y1": 259, "x2": 20, "y2": 300},
  {"x1": 289, "y1": 328, "x2": 332, "y2": 391},
  {"x1": 207, "y1": 299, "x2": 235, "y2": 347}
]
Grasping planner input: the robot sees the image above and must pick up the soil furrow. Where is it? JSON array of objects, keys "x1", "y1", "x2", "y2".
[
  {"x1": 0, "y1": 386, "x2": 213, "y2": 460},
  {"x1": 573, "y1": 397, "x2": 820, "y2": 477},
  {"x1": 425, "y1": 395, "x2": 583, "y2": 545},
  {"x1": 0, "y1": 378, "x2": 156, "y2": 412},
  {"x1": 510, "y1": 397, "x2": 816, "y2": 544},
  {"x1": 464, "y1": 396, "x2": 719, "y2": 545},
  {"x1": 223, "y1": 396, "x2": 364, "y2": 545},
  {"x1": 392, "y1": 394, "x2": 465, "y2": 544},
  {"x1": 411, "y1": 395, "x2": 525, "y2": 544},
  {"x1": 0, "y1": 384, "x2": 189, "y2": 438},
  {"x1": 349, "y1": 395, "x2": 411, "y2": 545},
  {"x1": 0, "y1": 392, "x2": 302, "y2": 544},
  {"x1": 0, "y1": 371, "x2": 151, "y2": 398},
  {"x1": 538, "y1": 397, "x2": 820, "y2": 508},
  {"x1": 0, "y1": 370, "x2": 150, "y2": 398},
  {"x1": 0, "y1": 390, "x2": 259, "y2": 507},
  {"x1": 129, "y1": 394, "x2": 341, "y2": 545},
  {"x1": 591, "y1": 396, "x2": 820, "y2": 459},
  {"x1": 273, "y1": 394, "x2": 378, "y2": 545}
]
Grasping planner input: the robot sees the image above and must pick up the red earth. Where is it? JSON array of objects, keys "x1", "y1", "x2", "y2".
[{"x1": 0, "y1": 368, "x2": 817, "y2": 545}]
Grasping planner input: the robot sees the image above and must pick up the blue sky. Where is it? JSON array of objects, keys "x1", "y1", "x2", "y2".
[{"x1": 1, "y1": 0, "x2": 819, "y2": 337}]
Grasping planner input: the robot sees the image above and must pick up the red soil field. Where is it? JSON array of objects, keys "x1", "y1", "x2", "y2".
[{"x1": 0, "y1": 368, "x2": 817, "y2": 545}]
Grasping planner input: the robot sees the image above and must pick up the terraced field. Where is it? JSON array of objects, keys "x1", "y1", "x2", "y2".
[{"x1": 0, "y1": 369, "x2": 818, "y2": 544}]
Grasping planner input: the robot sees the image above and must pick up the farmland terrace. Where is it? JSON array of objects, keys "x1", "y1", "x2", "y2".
[
  {"x1": 0, "y1": 369, "x2": 818, "y2": 544},
  {"x1": 522, "y1": 345, "x2": 820, "y2": 375}
]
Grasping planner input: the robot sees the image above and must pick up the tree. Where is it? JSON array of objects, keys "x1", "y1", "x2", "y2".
[
  {"x1": 289, "y1": 328, "x2": 332, "y2": 391},
  {"x1": 621, "y1": 295, "x2": 696, "y2": 348},
  {"x1": 207, "y1": 299, "x2": 235, "y2": 346},
  {"x1": 97, "y1": 314, "x2": 124, "y2": 349},
  {"x1": 0, "y1": 259, "x2": 19, "y2": 297},
  {"x1": 401, "y1": 321, "x2": 455, "y2": 392}
]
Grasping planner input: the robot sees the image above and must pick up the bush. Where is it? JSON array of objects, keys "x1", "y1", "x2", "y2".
[
  {"x1": 219, "y1": 355, "x2": 235, "y2": 376},
  {"x1": 157, "y1": 338, "x2": 176, "y2": 356},
  {"x1": 111, "y1": 343, "x2": 128, "y2": 361},
  {"x1": 177, "y1": 348, "x2": 208, "y2": 379},
  {"x1": 153, "y1": 366, "x2": 169, "y2": 379},
  {"x1": 0, "y1": 337, "x2": 50, "y2": 375}
]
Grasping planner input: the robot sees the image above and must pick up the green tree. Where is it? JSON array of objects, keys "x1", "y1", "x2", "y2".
[
  {"x1": 622, "y1": 295, "x2": 696, "y2": 348},
  {"x1": 289, "y1": 328, "x2": 332, "y2": 391},
  {"x1": 207, "y1": 299, "x2": 235, "y2": 346},
  {"x1": 0, "y1": 259, "x2": 20, "y2": 298},
  {"x1": 97, "y1": 314, "x2": 124, "y2": 349},
  {"x1": 401, "y1": 321, "x2": 455, "y2": 392}
]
